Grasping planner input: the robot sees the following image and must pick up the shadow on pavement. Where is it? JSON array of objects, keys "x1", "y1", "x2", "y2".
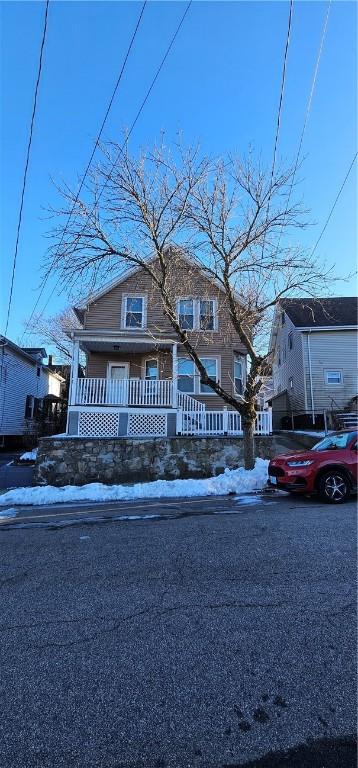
[{"x1": 226, "y1": 735, "x2": 357, "y2": 768}]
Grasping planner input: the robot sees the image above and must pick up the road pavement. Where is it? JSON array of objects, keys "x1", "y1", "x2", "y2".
[{"x1": 0, "y1": 493, "x2": 356, "y2": 767}]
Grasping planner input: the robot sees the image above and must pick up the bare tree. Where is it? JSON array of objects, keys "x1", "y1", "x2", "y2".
[
  {"x1": 46, "y1": 139, "x2": 331, "y2": 467},
  {"x1": 23, "y1": 307, "x2": 80, "y2": 363}
]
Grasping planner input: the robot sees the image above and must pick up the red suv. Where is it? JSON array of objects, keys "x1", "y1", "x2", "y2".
[{"x1": 268, "y1": 430, "x2": 358, "y2": 503}]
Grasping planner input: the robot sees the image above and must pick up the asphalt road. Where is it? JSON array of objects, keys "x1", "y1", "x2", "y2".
[
  {"x1": 0, "y1": 451, "x2": 34, "y2": 489},
  {"x1": 0, "y1": 493, "x2": 356, "y2": 768}
]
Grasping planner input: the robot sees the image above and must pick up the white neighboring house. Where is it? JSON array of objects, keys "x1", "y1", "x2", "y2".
[
  {"x1": 269, "y1": 297, "x2": 358, "y2": 428},
  {"x1": 0, "y1": 337, "x2": 64, "y2": 444}
]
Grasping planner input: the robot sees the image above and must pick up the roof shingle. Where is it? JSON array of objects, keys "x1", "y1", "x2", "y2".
[{"x1": 280, "y1": 297, "x2": 358, "y2": 328}]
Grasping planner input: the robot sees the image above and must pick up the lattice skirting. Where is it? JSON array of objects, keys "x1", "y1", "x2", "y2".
[
  {"x1": 78, "y1": 411, "x2": 120, "y2": 437},
  {"x1": 127, "y1": 412, "x2": 167, "y2": 437}
]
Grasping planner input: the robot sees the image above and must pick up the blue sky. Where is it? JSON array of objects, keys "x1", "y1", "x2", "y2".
[{"x1": 1, "y1": 0, "x2": 357, "y2": 345}]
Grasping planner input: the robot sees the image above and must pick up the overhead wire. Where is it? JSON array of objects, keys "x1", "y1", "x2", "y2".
[
  {"x1": 275, "y1": 0, "x2": 332, "y2": 252},
  {"x1": 21, "y1": 0, "x2": 147, "y2": 342},
  {"x1": 4, "y1": 0, "x2": 50, "y2": 337},
  {"x1": 28, "y1": 0, "x2": 193, "y2": 327},
  {"x1": 309, "y1": 152, "x2": 357, "y2": 259},
  {"x1": 261, "y1": 0, "x2": 294, "y2": 255}
]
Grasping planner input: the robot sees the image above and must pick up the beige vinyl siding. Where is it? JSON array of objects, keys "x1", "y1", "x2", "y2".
[
  {"x1": 87, "y1": 351, "x2": 172, "y2": 380},
  {"x1": 302, "y1": 329, "x2": 358, "y2": 411},
  {"x1": 82, "y1": 258, "x2": 247, "y2": 409},
  {"x1": 87, "y1": 348, "x2": 244, "y2": 410}
]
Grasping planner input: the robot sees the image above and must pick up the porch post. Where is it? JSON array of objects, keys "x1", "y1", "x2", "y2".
[
  {"x1": 69, "y1": 339, "x2": 80, "y2": 405},
  {"x1": 172, "y1": 342, "x2": 178, "y2": 407}
]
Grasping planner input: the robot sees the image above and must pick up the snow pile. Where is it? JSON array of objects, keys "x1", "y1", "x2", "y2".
[
  {"x1": 0, "y1": 508, "x2": 18, "y2": 520},
  {"x1": 0, "y1": 458, "x2": 269, "y2": 507},
  {"x1": 19, "y1": 448, "x2": 38, "y2": 462}
]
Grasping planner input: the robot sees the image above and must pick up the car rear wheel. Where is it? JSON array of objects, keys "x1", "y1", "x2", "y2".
[{"x1": 318, "y1": 471, "x2": 350, "y2": 504}]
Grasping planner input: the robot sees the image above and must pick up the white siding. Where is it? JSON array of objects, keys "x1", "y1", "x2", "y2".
[
  {"x1": 272, "y1": 312, "x2": 306, "y2": 411},
  {"x1": 0, "y1": 348, "x2": 61, "y2": 436},
  {"x1": 302, "y1": 329, "x2": 358, "y2": 412}
]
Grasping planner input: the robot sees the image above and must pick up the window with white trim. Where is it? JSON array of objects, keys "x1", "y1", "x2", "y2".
[
  {"x1": 145, "y1": 359, "x2": 158, "y2": 380},
  {"x1": 123, "y1": 296, "x2": 145, "y2": 328},
  {"x1": 178, "y1": 299, "x2": 194, "y2": 330},
  {"x1": 199, "y1": 358, "x2": 218, "y2": 394},
  {"x1": 177, "y1": 298, "x2": 217, "y2": 331},
  {"x1": 234, "y1": 357, "x2": 244, "y2": 395},
  {"x1": 199, "y1": 300, "x2": 215, "y2": 330},
  {"x1": 178, "y1": 358, "x2": 195, "y2": 393},
  {"x1": 325, "y1": 370, "x2": 342, "y2": 385}
]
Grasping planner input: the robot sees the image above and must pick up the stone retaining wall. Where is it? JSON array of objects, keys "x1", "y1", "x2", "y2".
[
  {"x1": 33, "y1": 433, "x2": 317, "y2": 487},
  {"x1": 33, "y1": 436, "x2": 268, "y2": 486}
]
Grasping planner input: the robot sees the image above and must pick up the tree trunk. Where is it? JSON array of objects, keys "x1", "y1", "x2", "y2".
[{"x1": 242, "y1": 417, "x2": 255, "y2": 470}]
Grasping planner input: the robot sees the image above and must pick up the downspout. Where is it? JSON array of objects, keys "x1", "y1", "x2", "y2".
[{"x1": 307, "y1": 330, "x2": 315, "y2": 425}]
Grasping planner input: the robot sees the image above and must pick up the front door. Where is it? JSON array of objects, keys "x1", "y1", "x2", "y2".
[{"x1": 107, "y1": 363, "x2": 129, "y2": 404}]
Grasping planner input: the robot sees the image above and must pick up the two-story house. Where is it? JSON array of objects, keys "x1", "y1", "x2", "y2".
[
  {"x1": 0, "y1": 338, "x2": 64, "y2": 445},
  {"x1": 66, "y1": 254, "x2": 272, "y2": 439},
  {"x1": 269, "y1": 297, "x2": 358, "y2": 428}
]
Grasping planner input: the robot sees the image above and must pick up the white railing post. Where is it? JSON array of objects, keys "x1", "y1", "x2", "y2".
[
  {"x1": 176, "y1": 407, "x2": 183, "y2": 435},
  {"x1": 69, "y1": 339, "x2": 79, "y2": 405},
  {"x1": 223, "y1": 407, "x2": 228, "y2": 435},
  {"x1": 268, "y1": 406, "x2": 273, "y2": 434},
  {"x1": 172, "y1": 342, "x2": 178, "y2": 407}
]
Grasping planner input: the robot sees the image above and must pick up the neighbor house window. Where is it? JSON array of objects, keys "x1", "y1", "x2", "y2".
[
  {"x1": 289, "y1": 377, "x2": 293, "y2": 389},
  {"x1": 288, "y1": 332, "x2": 293, "y2": 350},
  {"x1": 123, "y1": 296, "x2": 145, "y2": 328},
  {"x1": 145, "y1": 359, "x2": 158, "y2": 380},
  {"x1": 325, "y1": 370, "x2": 342, "y2": 385},
  {"x1": 199, "y1": 300, "x2": 215, "y2": 331},
  {"x1": 178, "y1": 299, "x2": 194, "y2": 330},
  {"x1": 24, "y1": 395, "x2": 34, "y2": 419},
  {"x1": 178, "y1": 358, "x2": 195, "y2": 393},
  {"x1": 234, "y1": 357, "x2": 244, "y2": 395},
  {"x1": 199, "y1": 358, "x2": 218, "y2": 394},
  {"x1": 36, "y1": 366, "x2": 41, "y2": 377}
]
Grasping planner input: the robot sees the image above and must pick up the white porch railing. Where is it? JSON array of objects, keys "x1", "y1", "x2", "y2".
[
  {"x1": 180, "y1": 409, "x2": 272, "y2": 436},
  {"x1": 177, "y1": 391, "x2": 205, "y2": 412},
  {"x1": 76, "y1": 378, "x2": 173, "y2": 407}
]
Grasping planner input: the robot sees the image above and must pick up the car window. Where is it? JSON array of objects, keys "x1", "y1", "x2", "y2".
[{"x1": 312, "y1": 432, "x2": 357, "y2": 452}]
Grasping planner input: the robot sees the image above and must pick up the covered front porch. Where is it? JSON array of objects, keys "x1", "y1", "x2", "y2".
[
  {"x1": 69, "y1": 331, "x2": 191, "y2": 409},
  {"x1": 66, "y1": 331, "x2": 272, "y2": 438}
]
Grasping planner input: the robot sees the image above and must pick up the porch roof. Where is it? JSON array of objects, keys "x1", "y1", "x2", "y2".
[{"x1": 72, "y1": 330, "x2": 177, "y2": 354}]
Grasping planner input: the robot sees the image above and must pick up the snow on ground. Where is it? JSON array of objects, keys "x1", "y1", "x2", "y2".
[
  {"x1": 0, "y1": 458, "x2": 269, "y2": 507},
  {"x1": 0, "y1": 507, "x2": 18, "y2": 520},
  {"x1": 19, "y1": 448, "x2": 38, "y2": 461}
]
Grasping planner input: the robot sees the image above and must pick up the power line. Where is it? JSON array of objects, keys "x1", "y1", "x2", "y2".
[
  {"x1": 29, "y1": 1, "x2": 193, "y2": 326},
  {"x1": 4, "y1": 0, "x2": 50, "y2": 337},
  {"x1": 309, "y1": 152, "x2": 357, "y2": 258},
  {"x1": 261, "y1": 0, "x2": 294, "y2": 253},
  {"x1": 21, "y1": 0, "x2": 147, "y2": 341},
  {"x1": 276, "y1": 0, "x2": 331, "y2": 250}
]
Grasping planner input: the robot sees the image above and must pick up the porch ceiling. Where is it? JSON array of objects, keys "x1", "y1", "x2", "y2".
[{"x1": 79, "y1": 339, "x2": 175, "y2": 354}]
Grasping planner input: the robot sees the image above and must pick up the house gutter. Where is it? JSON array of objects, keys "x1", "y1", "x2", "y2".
[{"x1": 307, "y1": 330, "x2": 315, "y2": 425}]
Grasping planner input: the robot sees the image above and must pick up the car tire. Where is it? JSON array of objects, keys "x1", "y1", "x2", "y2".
[{"x1": 318, "y1": 470, "x2": 350, "y2": 504}]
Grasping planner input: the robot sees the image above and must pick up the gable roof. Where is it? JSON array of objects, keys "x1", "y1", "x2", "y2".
[
  {"x1": 280, "y1": 297, "x2": 358, "y2": 328},
  {"x1": 73, "y1": 250, "x2": 243, "y2": 317},
  {"x1": 21, "y1": 346, "x2": 47, "y2": 360},
  {"x1": 0, "y1": 336, "x2": 64, "y2": 380}
]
